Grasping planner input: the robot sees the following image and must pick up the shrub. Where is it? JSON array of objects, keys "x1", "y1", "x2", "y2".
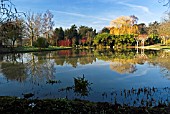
[
  {"x1": 32, "y1": 41, "x2": 38, "y2": 47},
  {"x1": 33, "y1": 37, "x2": 49, "y2": 48}
]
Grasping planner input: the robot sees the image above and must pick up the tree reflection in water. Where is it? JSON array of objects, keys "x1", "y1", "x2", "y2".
[
  {"x1": 1, "y1": 49, "x2": 170, "y2": 82},
  {"x1": 0, "y1": 52, "x2": 56, "y2": 84},
  {"x1": 97, "y1": 49, "x2": 167, "y2": 75},
  {"x1": 23, "y1": 52, "x2": 57, "y2": 85},
  {"x1": 52, "y1": 49, "x2": 96, "y2": 68},
  {"x1": 1, "y1": 49, "x2": 170, "y2": 83},
  {"x1": 1, "y1": 53, "x2": 26, "y2": 82},
  {"x1": 1, "y1": 49, "x2": 170, "y2": 102},
  {"x1": 157, "y1": 51, "x2": 170, "y2": 79},
  {"x1": 110, "y1": 63, "x2": 137, "y2": 74},
  {"x1": 1, "y1": 62, "x2": 27, "y2": 82}
]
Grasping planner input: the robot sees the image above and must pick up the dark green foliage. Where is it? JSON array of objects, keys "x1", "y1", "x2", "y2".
[
  {"x1": 52, "y1": 25, "x2": 97, "y2": 47},
  {"x1": 78, "y1": 26, "x2": 90, "y2": 37},
  {"x1": 146, "y1": 21, "x2": 160, "y2": 45},
  {"x1": 51, "y1": 27, "x2": 65, "y2": 46},
  {"x1": 33, "y1": 37, "x2": 49, "y2": 48},
  {"x1": 78, "y1": 25, "x2": 96, "y2": 46},
  {"x1": 101, "y1": 27, "x2": 110, "y2": 33},
  {"x1": 54, "y1": 27, "x2": 64, "y2": 40},
  {"x1": 138, "y1": 23, "x2": 148, "y2": 34},
  {"x1": 146, "y1": 36, "x2": 161, "y2": 45},
  {"x1": 94, "y1": 33, "x2": 135, "y2": 47},
  {"x1": 65, "y1": 24, "x2": 78, "y2": 40}
]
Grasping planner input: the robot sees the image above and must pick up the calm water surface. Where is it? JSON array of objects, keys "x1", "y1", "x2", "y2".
[{"x1": 0, "y1": 49, "x2": 170, "y2": 106}]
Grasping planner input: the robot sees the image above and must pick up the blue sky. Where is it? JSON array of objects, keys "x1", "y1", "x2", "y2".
[{"x1": 13, "y1": 0, "x2": 168, "y2": 31}]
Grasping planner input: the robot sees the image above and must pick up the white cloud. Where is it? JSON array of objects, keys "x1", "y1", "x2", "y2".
[
  {"x1": 51, "y1": 10, "x2": 111, "y2": 21},
  {"x1": 118, "y1": 2, "x2": 152, "y2": 14},
  {"x1": 91, "y1": 21, "x2": 103, "y2": 24},
  {"x1": 51, "y1": 10, "x2": 109, "y2": 31},
  {"x1": 51, "y1": 10, "x2": 118, "y2": 31},
  {"x1": 53, "y1": 10, "x2": 85, "y2": 17},
  {"x1": 82, "y1": 0, "x2": 131, "y2": 3},
  {"x1": 89, "y1": 16, "x2": 111, "y2": 21}
]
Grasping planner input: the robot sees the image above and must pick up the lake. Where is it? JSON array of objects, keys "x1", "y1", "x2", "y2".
[{"x1": 0, "y1": 48, "x2": 170, "y2": 106}]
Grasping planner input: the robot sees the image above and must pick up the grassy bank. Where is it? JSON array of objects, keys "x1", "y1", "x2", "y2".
[
  {"x1": 0, "y1": 46, "x2": 72, "y2": 54},
  {"x1": 138, "y1": 44, "x2": 170, "y2": 51},
  {"x1": 0, "y1": 96, "x2": 170, "y2": 114}
]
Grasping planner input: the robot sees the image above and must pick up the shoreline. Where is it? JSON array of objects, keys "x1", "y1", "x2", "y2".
[
  {"x1": 1, "y1": 44, "x2": 170, "y2": 54},
  {"x1": 137, "y1": 44, "x2": 170, "y2": 51},
  {"x1": 0, "y1": 46, "x2": 72, "y2": 54}
]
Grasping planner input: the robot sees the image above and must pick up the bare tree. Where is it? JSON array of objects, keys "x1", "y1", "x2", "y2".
[
  {"x1": 159, "y1": 0, "x2": 170, "y2": 7},
  {"x1": 0, "y1": 0, "x2": 24, "y2": 23},
  {"x1": 25, "y1": 10, "x2": 54, "y2": 46},
  {"x1": 42, "y1": 10, "x2": 54, "y2": 33},
  {"x1": 158, "y1": 12, "x2": 170, "y2": 45},
  {"x1": 25, "y1": 12, "x2": 42, "y2": 46},
  {"x1": 42, "y1": 10, "x2": 54, "y2": 42}
]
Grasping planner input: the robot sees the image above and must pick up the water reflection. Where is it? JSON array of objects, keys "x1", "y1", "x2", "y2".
[
  {"x1": 52, "y1": 49, "x2": 96, "y2": 67},
  {"x1": 1, "y1": 62, "x2": 27, "y2": 82},
  {"x1": 0, "y1": 52, "x2": 56, "y2": 83},
  {"x1": 102, "y1": 86, "x2": 170, "y2": 107},
  {"x1": 1, "y1": 49, "x2": 170, "y2": 106},
  {"x1": 110, "y1": 63, "x2": 137, "y2": 74},
  {"x1": 1, "y1": 49, "x2": 170, "y2": 81}
]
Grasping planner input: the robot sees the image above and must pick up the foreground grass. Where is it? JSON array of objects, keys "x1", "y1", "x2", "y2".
[{"x1": 0, "y1": 96, "x2": 170, "y2": 114}]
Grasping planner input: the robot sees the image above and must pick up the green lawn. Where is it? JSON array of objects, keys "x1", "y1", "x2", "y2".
[
  {"x1": 138, "y1": 44, "x2": 170, "y2": 51},
  {"x1": 0, "y1": 46, "x2": 72, "y2": 53}
]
